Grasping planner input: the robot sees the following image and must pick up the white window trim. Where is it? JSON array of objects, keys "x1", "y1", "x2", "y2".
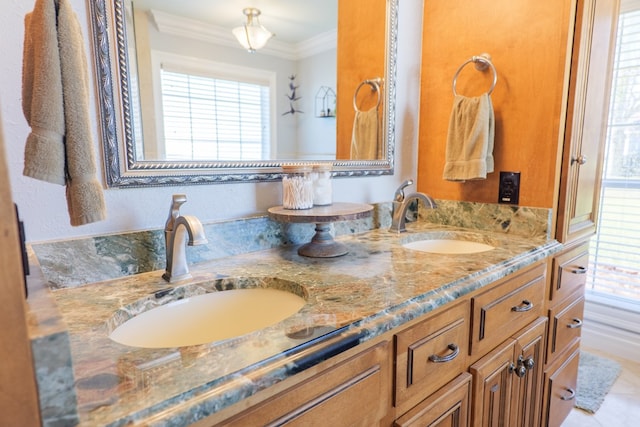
[
  {"x1": 149, "y1": 50, "x2": 277, "y2": 160},
  {"x1": 581, "y1": 0, "x2": 640, "y2": 361}
]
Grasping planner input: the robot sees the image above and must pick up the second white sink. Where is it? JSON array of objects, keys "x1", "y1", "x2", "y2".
[
  {"x1": 110, "y1": 287, "x2": 306, "y2": 348},
  {"x1": 403, "y1": 239, "x2": 495, "y2": 254}
]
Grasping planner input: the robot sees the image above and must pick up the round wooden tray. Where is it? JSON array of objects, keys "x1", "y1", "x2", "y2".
[{"x1": 268, "y1": 203, "x2": 373, "y2": 257}]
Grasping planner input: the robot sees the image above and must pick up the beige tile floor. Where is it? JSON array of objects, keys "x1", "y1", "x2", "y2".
[{"x1": 561, "y1": 347, "x2": 640, "y2": 427}]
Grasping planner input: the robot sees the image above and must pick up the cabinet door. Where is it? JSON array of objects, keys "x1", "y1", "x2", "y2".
[
  {"x1": 469, "y1": 339, "x2": 516, "y2": 427},
  {"x1": 394, "y1": 373, "x2": 471, "y2": 427},
  {"x1": 556, "y1": 0, "x2": 617, "y2": 243},
  {"x1": 221, "y1": 342, "x2": 391, "y2": 426},
  {"x1": 510, "y1": 317, "x2": 547, "y2": 427}
]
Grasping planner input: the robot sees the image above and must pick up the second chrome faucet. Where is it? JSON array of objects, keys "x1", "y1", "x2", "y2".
[
  {"x1": 390, "y1": 179, "x2": 437, "y2": 233},
  {"x1": 163, "y1": 194, "x2": 208, "y2": 283}
]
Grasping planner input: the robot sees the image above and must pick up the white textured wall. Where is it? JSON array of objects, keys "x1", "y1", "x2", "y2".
[{"x1": 0, "y1": 0, "x2": 423, "y2": 243}]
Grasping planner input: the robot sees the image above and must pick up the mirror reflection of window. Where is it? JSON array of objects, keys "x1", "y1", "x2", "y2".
[
  {"x1": 160, "y1": 69, "x2": 271, "y2": 161},
  {"x1": 139, "y1": 50, "x2": 277, "y2": 161}
]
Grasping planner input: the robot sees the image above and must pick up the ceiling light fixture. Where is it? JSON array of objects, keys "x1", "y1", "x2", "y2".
[{"x1": 232, "y1": 8, "x2": 274, "y2": 53}]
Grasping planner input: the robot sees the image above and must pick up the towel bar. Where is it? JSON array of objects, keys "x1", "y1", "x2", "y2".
[{"x1": 452, "y1": 54, "x2": 497, "y2": 96}]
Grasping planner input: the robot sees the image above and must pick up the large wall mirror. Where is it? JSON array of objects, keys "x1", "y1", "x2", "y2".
[{"x1": 88, "y1": 0, "x2": 398, "y2": 187}]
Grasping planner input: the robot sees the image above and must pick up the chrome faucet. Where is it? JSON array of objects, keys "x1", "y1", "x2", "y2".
[
  {"x1": 390, "y1": 179, "x2": 437, "y2": 233},
  {"x1": 162, "y1": 194, "x2": 208, "y2": 283}
]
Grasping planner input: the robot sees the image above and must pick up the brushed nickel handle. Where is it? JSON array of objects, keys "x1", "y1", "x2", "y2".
[
  {"x1": 429, "y1": 343, "x2": 460, "y2": 363},
  {"x1": 511, "y1": 300, "x2": 533, "y2": 312},
  {"x1": 571, "y1": 266, "x2": 587, "y2": 274},
  {"x1": 560, "y1": 387, "x2": 576, "y2": 401},
  {"x1": 571, "y1": 155, "x2": 587, "y2": 165},
  {"x1": 567, "y1": 318, "x2": 583, "y2": 329}
]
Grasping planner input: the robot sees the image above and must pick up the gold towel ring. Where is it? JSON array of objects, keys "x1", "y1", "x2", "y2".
[
  {"x1": 452, "y1": 55, "x2": 497, "y2": 96},
  {"x1": 353, "y1": 78, "x2": 382, "y2": 113}
]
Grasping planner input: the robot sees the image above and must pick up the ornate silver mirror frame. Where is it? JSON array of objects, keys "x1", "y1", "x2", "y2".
[{"x1": 88, "y1": 0, "x2": 398, "y2": 187}]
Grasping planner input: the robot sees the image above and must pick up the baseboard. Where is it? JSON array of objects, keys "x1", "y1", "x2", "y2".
[{"x1": 581, "y1": 299, "x2": 640, "y2": 362}]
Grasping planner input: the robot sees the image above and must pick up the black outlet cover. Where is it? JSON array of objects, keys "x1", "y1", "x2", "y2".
[{"x1": 498, "y1": 171, "x2": 520, "y2": 205}]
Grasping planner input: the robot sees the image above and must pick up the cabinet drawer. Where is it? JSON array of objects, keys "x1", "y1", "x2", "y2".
[
  {"x1": 222, "y1": 342, "x2": 391, "y2": 426},
  {"x1": 394, "y1": 301, "x2": 469, "y2": 410},
  {"x1": 550, "y1": 243, "x2": 589, "y2": 305},
  {"x1": 471, "y1": 263, "x2": 546, "y2": 356},
  {"x1": 393, "y1": 373, "x2": 471, "y2": 427},
  {"x1": 548, "y1": 293, "x2": 585, "y2": 364},
  {"x1": 542, "y1": 342, "x2": 580, "y2": 427}
]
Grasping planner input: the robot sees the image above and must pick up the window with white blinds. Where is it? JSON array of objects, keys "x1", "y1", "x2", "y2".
[
  {"x1": 160, "y1": 69, "x2": 271, "y2": 161},
  {"x1": 587, "y1": 1, "x2": 640, "y2": 308}
]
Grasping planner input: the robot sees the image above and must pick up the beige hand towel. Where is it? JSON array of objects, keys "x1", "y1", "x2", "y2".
[
  {"x1": 57, "y1": 0, "x2": 106, "y2": 226},
  {"x1": 22, "y1": 0, "x2": 65, "y2": 185},
  {"x1": 350, "y1": 108, "x2": 382, "y2": 160},
  {"x1": 22, "y1": 0, "x2": 106, "y2": 226},
  {"x1": 443, "y1": 93, "x2": 495, "y2": 181}
]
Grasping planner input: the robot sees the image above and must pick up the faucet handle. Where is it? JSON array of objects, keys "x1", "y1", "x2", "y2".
[
  {"x1": 394, "y1": 179, "x2": 414, "y2": 202},
  {"x1": 165, "y1": 194, "x2": 187, "y2": 231}
]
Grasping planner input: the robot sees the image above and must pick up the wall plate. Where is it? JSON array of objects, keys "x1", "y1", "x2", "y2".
[{"x1": 498, "y1": 171, "x2": 520, "y2": 204}]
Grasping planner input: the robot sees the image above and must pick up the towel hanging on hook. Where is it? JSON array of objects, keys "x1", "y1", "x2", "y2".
[{"x1": 452, "y1": 54, "x2": 497, "y2": 96}]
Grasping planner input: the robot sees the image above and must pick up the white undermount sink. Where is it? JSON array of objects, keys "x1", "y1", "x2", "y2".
[
  {"x1": 402, "y1": 232, "x2": 496, "y2": 254},
  {"x1": 110, "y1": 287, "x2": 306, "y2": 348}
]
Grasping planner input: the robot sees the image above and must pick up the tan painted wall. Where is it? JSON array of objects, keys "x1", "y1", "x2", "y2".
[{"x1": 418, "y1": 0, "x2": 576, "y2": 208}]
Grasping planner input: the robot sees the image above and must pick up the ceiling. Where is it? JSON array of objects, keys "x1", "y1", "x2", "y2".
[{"x1": 132, "y1": 0, "x2": 338, "y2": 44}]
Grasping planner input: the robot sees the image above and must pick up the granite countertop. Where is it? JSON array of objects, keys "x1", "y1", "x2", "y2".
[{"x1": 41, "y1": 222, "x2": 561, "y2": 426}]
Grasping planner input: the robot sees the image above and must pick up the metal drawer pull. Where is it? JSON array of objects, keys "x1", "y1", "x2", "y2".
[
  {"x1": 567, "y1": 318, "x2": 583, "y2": 329},
  {"x1": 511, "y1": 300, "x2": 533, "y2": 312},
  {"x1": 560, "y1": 388, "x2": 576, "y2": 401},
  {"x1": 428, "y1": 344, "x2": 459, "y2": 363},
  {"x1": 571, "y1": 266, "x2": 587, "y2": 274}
]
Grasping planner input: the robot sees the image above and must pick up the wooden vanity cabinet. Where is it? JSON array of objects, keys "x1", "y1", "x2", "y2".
[
  {"x1": 198, "y1": 261, "x2": 558, "y2": 427},
  {"x1": 392, "y1": 262, "x2": 549, "y2": 427}
]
